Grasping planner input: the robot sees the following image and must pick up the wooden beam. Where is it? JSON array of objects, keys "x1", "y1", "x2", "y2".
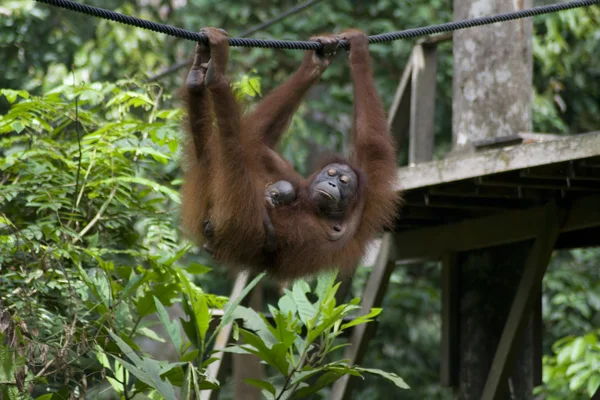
[
  {"x1": 202, "y1": 272, "x2": 249, "y2": 400},
  {"x1": 532, "y1": 294, "x2": 543, "y2": 387},
  {"x1": 409, "y1": 43, "x2": 438, "y2": 164},
  {"x1": 395, "y1": 131, "x2": 600, "y2": 191},
  {"x1": 440, "y1": 253, "x2": 459, "y2": 387},
  {"x1": 233, "y1": 284, "x2": 265, "y2": 400},
  {"x1": 393, "y1": 194, "x2": 600, "y2": 261},
  {"x1": 387, "y1": 51, "x2": 413, "y2": 150},
  {"x1": 330, "y1": 234, "x2": 395, "y2": 400},
  {"x1": 481, "y1": 202, "x2": 566, "y2": 400}
]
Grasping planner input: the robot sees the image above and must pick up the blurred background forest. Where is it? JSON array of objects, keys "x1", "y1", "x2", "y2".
[{"x1": 1, "y1": 0, "x2": 600, "y2": 399}]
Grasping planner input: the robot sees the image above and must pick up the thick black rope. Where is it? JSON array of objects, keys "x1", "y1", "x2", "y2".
[
  {"x1": 35, "y1": 0, "x2": 600, "y2": 50},
  {"x1": 148, "y1": 0, "x2": 326, "y2": 82}
]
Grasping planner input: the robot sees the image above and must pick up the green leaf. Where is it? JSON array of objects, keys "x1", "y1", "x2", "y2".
[
  {"x1": 178, "y1": 271, "x2": 210, "y2": 345},
  {"x1": 569, "y1": 368, "x2": 592, "y2": 391},
  {"x1": 354, "y1": 367, "x2": 409, "y2": 389},
  {"x1": 587, "y1": 374, "x2": 600, "y2": 396},
  {"x1": 570, "y1": 337, "x2": 587, "y2": 362},
  {"x1": 233, "y1": 305, "x2": 277, "y2": 347},
  {"x1": 216, "y1": 272, "x2": 266, "y2": 332},
  {"x1": 294, "y1": 370, "x2": 344, "y2": 398},
  {"x1": 181, "y1": 350, "x2": 200, "y2": 363},
  {"x1": 340, "y1": 308, "x2": 382, "y2": 331},
  {"x1": 244, "y1": 378, "x2": 276, "y2": 397},
  {"x1": 108, "y1": 331, "x2": 178, "y2": 399},
  {"x1": 137, "y1": 327, "x2": 166, "y2": 343},
  {"x1": 291, "y1": 281, "x2": 316, "y2": 328},
  {"x1": 239, "y1": 329, "x2": 289, "y2": 375},
  {"x1": 566, "y1": 361, "x2": 587, "y2": 377},
  {"x1": 185, "y1": 263, "x2": 212, "y2": 275},
  {"x1": 0, "y1": 89, "x2": 29, "y2": 103},
  {"x1": 154, "y1": 296, "x2": 183, "y2": 353},
  {"x1": 556, "y1": 342, "x2": 573, "y2": 365}
]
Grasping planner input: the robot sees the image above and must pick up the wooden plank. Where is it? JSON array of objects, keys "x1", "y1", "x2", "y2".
[
  {"x1": 409, "y1": 43, "x2": 437, "y2": 164},
  {"x1": 330, "y1": 233, "x2": 395, "y2": 400},
  {"x1": 395, "y1": 131, "x2": 600, "y2": 191},
  {"x1": 532, "y1": 294, "x2": 543, "y2": 386},
  {"x1": 481, "y1": 202, "x2": 566, "y2": 400},
  {"x1": 233, "y1": 283, "x2": 265, "y2": 400},
  {"x1": 387, "y1": 51, "x2": 413, "y2": 150},
  {"x1": 393, "y1": 194, "x2": 600, "y2": 261},
  {"x1": 202, "y1": 272, "x2": 249, "y2": 400},
  {"x1": 440, "y1": 253, "x2": 459, "y2": 387}
]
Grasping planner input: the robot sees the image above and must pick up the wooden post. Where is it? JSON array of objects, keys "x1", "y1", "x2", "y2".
[
  {"x1": 387, "y1": 51, "x2": 413, "y2": 160},
  {"x1": 330, "y1": 234, "x2": 395, "y2": 400},
  {"x1": 202, "y1": 273, "x2": 249, "y2": 400},
  {"x1": 233, "y1": 283, "x2": 266, "y2": 400},
  {"x1": 452, "y1": 0, "x2": 535, "y2": 398},
  {"x1": 481, "y1": 203, "x2": 565, "y2": 400},
  {"x1": 440, "y1": 253, "x2": 459, "y2": 387},
  {"x1": 409, "y1": 43, "x2": 438, "y2": 163}
]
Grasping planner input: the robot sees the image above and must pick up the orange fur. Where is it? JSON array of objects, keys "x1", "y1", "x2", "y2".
[{"x1": 181, "y1": 29, "x2": 401, "y2": 281}]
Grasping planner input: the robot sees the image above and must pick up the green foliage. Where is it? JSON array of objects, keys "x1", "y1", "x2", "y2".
[
  {"x1": 224, "y1": 274, "x2": 408, "y2": 399},
  {"x1": 533, "y1": 249, "x2": 600, "y2": 399},
  {"x1": 2, "y1": 1, "x2": 600, "y2": 398},
  {"x1": 0, "y1": 81, "x2": 206, "y2": 397},
  {"x1": 0, "y1": 83, "x2": 405, "y2": 397},
  {"x1": 533, "y1": 7, "x2": 600, "y2": 133}
]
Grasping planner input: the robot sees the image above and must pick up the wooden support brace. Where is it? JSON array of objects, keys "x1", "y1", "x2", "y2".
[
  {"x1": 330, "y1": 233, "x2": 396, "y2": 400},
  {"x1": 394, "y1": 194, "x2": 600, "y2": 261},
  {"x1": 409, "y1": 43, "x2": 438, "y2": 164},
  {"x1": 481, "y1": 202, "x2": 567, "y2": 400},
  {"x1": 233, "y1": 283, "x2": 266, "y2": 400},
  {"x1": 440, "y1": 253, "x2": 459, "y2": 387},
  {"x1": 387, "y1": 51, "x2": 413, "y2": 154},
  {"x1": 201, "y1": 272, "x2": 250, "y2": 400}
]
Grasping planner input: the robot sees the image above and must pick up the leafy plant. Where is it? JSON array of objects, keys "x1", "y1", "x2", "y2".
[
  {"x1": 225, "y1": 273, "x2": 409, "y2": 399},
  {"x1": 0, "y1": 82, "x2": 406, "y2": 399}
]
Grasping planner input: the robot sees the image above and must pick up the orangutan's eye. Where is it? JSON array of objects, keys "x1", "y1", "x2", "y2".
[
  {"x1": 327, "y1": 168, "x2": 337, "y2": 177},
  {"x1": 340, "y1": 175, "x2": 350, "y2": 184}
]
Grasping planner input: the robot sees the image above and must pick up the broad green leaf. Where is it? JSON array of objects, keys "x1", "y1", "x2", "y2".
[
  {"x1": 290, "y1": 369, "x2": 325, "y2": 386},
  {"x1": 588, "y1": 374, "x2": 600, "y2": 396},
  {"x1": 569, "y1": 368, "x2": 592, "y2": 391},
  {"x1": 109, "y1": 331, "x2": 178, "y2": 399},
  {"x1": 566, "y1": 361, "x2": 587, "y2": 377},
  {"x1": 354, "y1": 367, "x2": 409, "y2": 389},
  {"x1": 137, "y1": 327, "x2": 166, "y2": 343},
  {"x1": 244, "y1": 378, "x2": 276, "y2": 397},
  {"x1": 570, "y1": 337, "x2": 587, "y2": 362},
  {"x1": 0, "y1": 89, "x2": 29, "y2": 103},
  {"x1": 154, "y1": 296, "x2": 183, "y2": 353},
  {"x1": 233, "y1": 305, "x2": 277, "y2": 347},
  {"x1": 239, "y1": 329, "x2": 289, "y2": 375},
  {"x1": 215, "y1": 272, "x2": 266, "y2": 333},
  {"x1": 185, "y1": 263, "x2": 212, "y2": 275},
  {"x1": 178, "y1": 271, "x2": 210, "y2": 344},
  {"x1": 340, "y1": 308, "x2": 383, "y2": 331},
  {"x1": 556, "y1": 343, "x2": 573, "y2": 365},
  {"x1": 291, "y1": 281, "x2": 316, "y2": 328},
  {"x1": 181, "y1": 350, "x2": 200, "y2": 363},
  {"x1": 294, "y1": 370, "x2": 343, "y2": 398},
  {"x1": 315, "y1": 271, "x2": 337, "y2": 303}
]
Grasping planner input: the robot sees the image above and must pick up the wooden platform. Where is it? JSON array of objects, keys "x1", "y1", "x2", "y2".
[{"x1": 393, "y1": 132, "x2": 600, "y2": 260}]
